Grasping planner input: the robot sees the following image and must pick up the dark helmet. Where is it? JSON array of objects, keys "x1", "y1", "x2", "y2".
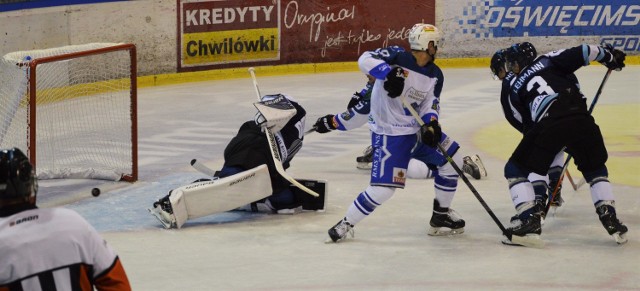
[
  {"x1": 0, "y1": 148, "x2": 37, "y2": 203},
  {"x1": 505, "y1": 42, "x2": 537, "y2": 71},
  {"x1": 490, "y1": 49, "x2": 507, "y2": 79}
]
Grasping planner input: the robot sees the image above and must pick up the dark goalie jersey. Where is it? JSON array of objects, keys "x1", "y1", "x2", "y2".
[{"x1": 223, "y1": 94, "x2": 306, "y2": 193}]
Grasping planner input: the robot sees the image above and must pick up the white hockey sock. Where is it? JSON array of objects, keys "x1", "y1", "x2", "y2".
[
  {"x1": 590, "y1": 179, "x2": 615, "y2": 203},
  {"x1": 345, "y1": 186, "x2": 395, "y2": 225},
  {"x1": 509, "y1": 179, "x2": 536, "y2": 207}
]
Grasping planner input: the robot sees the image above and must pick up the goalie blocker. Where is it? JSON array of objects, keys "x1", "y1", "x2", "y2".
[{"x1": 149, "y1": 165, "x2": 327, "y2": 229}]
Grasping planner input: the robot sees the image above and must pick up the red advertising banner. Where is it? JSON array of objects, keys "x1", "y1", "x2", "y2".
[{"x1": 177, "y1": 0, "x2": 435, "y2": 72}]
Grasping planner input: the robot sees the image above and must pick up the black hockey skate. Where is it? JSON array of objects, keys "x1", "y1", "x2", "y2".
[
  {"x1": 356, "y1": 146, "x2": 373, "y2": 170},
  {"x1": 596, "y1": 202, "x2": 628, "y2": 244},
  {"x1": 503, "y1": 203, "x2": 545, "y2": 248},
  {"x1": 148, "y1": 193, "x2": 177, "y2": 229},
  {"x1": 428, "y1": 199, "x2": 465, "y2": 236},
  {"x1": 326, "y1": 218, "x2": 354, "y2": 243}
]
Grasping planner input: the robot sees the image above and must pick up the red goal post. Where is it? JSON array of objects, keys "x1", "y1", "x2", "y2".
[{"x1": 0, "y1": 43, "x2": 138, "y2": 181}]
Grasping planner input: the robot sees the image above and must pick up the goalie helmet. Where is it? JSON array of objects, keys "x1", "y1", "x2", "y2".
[
  {"x1": 408, "y1": 23, "x2": 442, "y2": 51},
  {"x1": 505, "y1": 42, "x2": 537, "y2": 72},
  {"x1": 0, "y1": 148, "x2": 37, "y2": 204}
]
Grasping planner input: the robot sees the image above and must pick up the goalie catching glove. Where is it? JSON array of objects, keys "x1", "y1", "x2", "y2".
[
  {"x1": 314, "y1": 114, "x2": 338, "y2": 133},
  {"x1": 253, "y1": 94, "x2": 297, "y2": 133},
  {"x1": 420, "y1": 120, "x2": 442, "y2": 148}
]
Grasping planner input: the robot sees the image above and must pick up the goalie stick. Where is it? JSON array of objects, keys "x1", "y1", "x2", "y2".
[
  {"x1": 190, "y1": 159, "x2": 217, "y2": 177},
  {"x1": 248, "y1": 67, "x2": 319, "y2": 197},
  {"x1": 544, "y1": 69, "x2": 612, "y2": 216},
  {"x1": 400, "y1": 94, "x2": 543, "y2": 248}
]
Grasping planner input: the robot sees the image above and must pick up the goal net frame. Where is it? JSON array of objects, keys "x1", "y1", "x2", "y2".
[{"x1": 2, "y1": 43, "x2": 138, "y2": 182}]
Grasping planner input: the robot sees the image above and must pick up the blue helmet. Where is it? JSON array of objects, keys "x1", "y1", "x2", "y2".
[
  {"x1": 0, "y1": 148, "x2": 37, "y2": 203},
  {"x1": 505, "y1": 42, "x2": 537, "y2": 71}
]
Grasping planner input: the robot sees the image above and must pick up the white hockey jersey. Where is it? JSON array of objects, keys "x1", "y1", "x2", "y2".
[
  {"x1": 358, "y1": 46, "x2": 443, "y2": 136},
  {"x1": 0, "y1": 207, "x2": 130, "y2": 290}
]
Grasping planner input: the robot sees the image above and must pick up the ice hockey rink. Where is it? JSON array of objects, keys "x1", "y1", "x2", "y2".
[{"x1": 38, "y1": 66, "x2": 639, "y2": 290}]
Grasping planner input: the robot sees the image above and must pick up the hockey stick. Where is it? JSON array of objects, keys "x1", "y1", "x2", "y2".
[
  {"x1": 564, "y1": 169, "x2": 578, "y2": 191},
  {"x1": 248, "y1": 67, "x2": 319, "y2": 197},
  {"x1": 544, "y1": 69, "x2": 612, "y2": 215},
  {"x1": 304, "y1": 126, "x2": 317, "y2": 135},
  {"x1": 190, "y1": 159, "x2": 217, "y2": 176},
  {"x1": 400, "y1": 95, "x2": 542, "y2": 248}
]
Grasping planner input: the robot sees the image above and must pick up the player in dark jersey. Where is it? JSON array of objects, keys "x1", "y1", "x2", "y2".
[
  {"x1": 500, "y1": 42, "x2": 628, "y2": 245},
  {"x1": 0, "y1": 148, "x2": 131, "y2": 290},
  {"x1": 492, "y1": 46, "x2": 565, "y2": 218}
]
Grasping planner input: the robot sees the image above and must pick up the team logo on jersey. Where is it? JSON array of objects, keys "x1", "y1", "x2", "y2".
[
  {"x1": 340, "y1": 111, "x2": 353, "y2": 121},
  {"x1": 392, "y1": 167, "x2": 406, "y2": 184}
]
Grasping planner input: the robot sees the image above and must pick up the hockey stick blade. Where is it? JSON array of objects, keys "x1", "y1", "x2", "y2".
[{"x1": 190, "y1": 159, "x2": 217, "y2": 177}]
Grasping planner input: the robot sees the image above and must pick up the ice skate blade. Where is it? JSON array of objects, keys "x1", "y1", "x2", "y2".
[
  {"x1": 324, "y1": 236, "x2": 351, "y2": 244},
  {"x1": 613, "y1": 232, "x2": 628, "y2": 245},
  {"x1": 428, "y1": 227, "x2": 465, "y2": 236},
  {"x1": 324, "y1": 237, "x2": 338, "y2": 244},
  {"x1": 502, "y1": 234, "x2": 545, "y2": 248},
  {"x1": 148, "y1": 207, "x2": 175, "y2": 229},
  {"x1": 356, "y1": 162, "x2": 372, "y2": 170}
]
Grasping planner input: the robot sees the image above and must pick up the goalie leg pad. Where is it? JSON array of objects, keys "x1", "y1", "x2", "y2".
[{"x1": 164, "y1": 165, "x2": 272, "y2": 228}]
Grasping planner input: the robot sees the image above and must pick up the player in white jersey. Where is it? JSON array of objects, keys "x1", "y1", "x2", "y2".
[
  {"x1": 0, "y1": 148, "x2": 131, "y2": 290},
  {"x1": 313, "y1": 76, "x2": 486, "y2": 179},
  {"x1": 326, "y1": 24, "x2": 469, "y2": 242}
]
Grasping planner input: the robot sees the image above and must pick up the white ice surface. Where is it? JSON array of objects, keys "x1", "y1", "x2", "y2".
[{"x1": 39, "y1": 66, "x2": 639, "y2": 290}]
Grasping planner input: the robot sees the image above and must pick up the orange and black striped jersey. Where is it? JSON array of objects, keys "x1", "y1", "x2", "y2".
[{"x1": 0, "y1": 208, "x2": 130, "y2": 290}]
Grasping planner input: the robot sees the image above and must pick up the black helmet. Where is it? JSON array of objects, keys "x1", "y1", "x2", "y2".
[
  {"x1": 490, "y1": 49, "x2": 507, "y2": 79},
  {"x1": 505, "y1": 42, "x2": 537, "y2": 71},
  {"x1": 0, "y1": 148, "x2": 37, "y2": 203}
]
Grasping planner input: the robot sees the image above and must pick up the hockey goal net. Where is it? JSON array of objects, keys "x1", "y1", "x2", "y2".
[{"x1": 0, "y1": 43, "x2": 137, "y2": 181}]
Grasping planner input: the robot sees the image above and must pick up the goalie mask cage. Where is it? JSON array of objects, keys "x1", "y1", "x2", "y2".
[{"x1": 0, "y1": 43, "x2": 138, "y2": 181}]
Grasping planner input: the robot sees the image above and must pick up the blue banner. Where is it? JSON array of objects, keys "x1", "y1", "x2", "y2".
[
  {"x1": 0, "y1": 0, "x2": 128, "y2": 12},
  {"x1": 454, "y1": 0, "x2": 640, "y2": 51}
]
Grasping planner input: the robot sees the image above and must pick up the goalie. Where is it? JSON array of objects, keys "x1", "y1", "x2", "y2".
[{"x1": 149, "y1": 94, "x2": 325, "y2": 229}]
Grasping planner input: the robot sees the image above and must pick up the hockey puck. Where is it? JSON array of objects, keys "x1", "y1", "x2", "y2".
[{"x1": 91, "y1": 188, "x2": 101, "y2": 197}]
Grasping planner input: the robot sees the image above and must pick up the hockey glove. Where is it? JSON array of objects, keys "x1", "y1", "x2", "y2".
[
  {"x1": 600, "y1": 44, "x2": 626, "y2": 71},
  {"x1": 314, "y1": 114, "x2": 337, "y2": 133},
  {"x1": 420, "y1": 120, "x2": 442, "y2": 148},
  {"x1": 383, "y1": 67, "x2": 405, "y2": 98}
]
